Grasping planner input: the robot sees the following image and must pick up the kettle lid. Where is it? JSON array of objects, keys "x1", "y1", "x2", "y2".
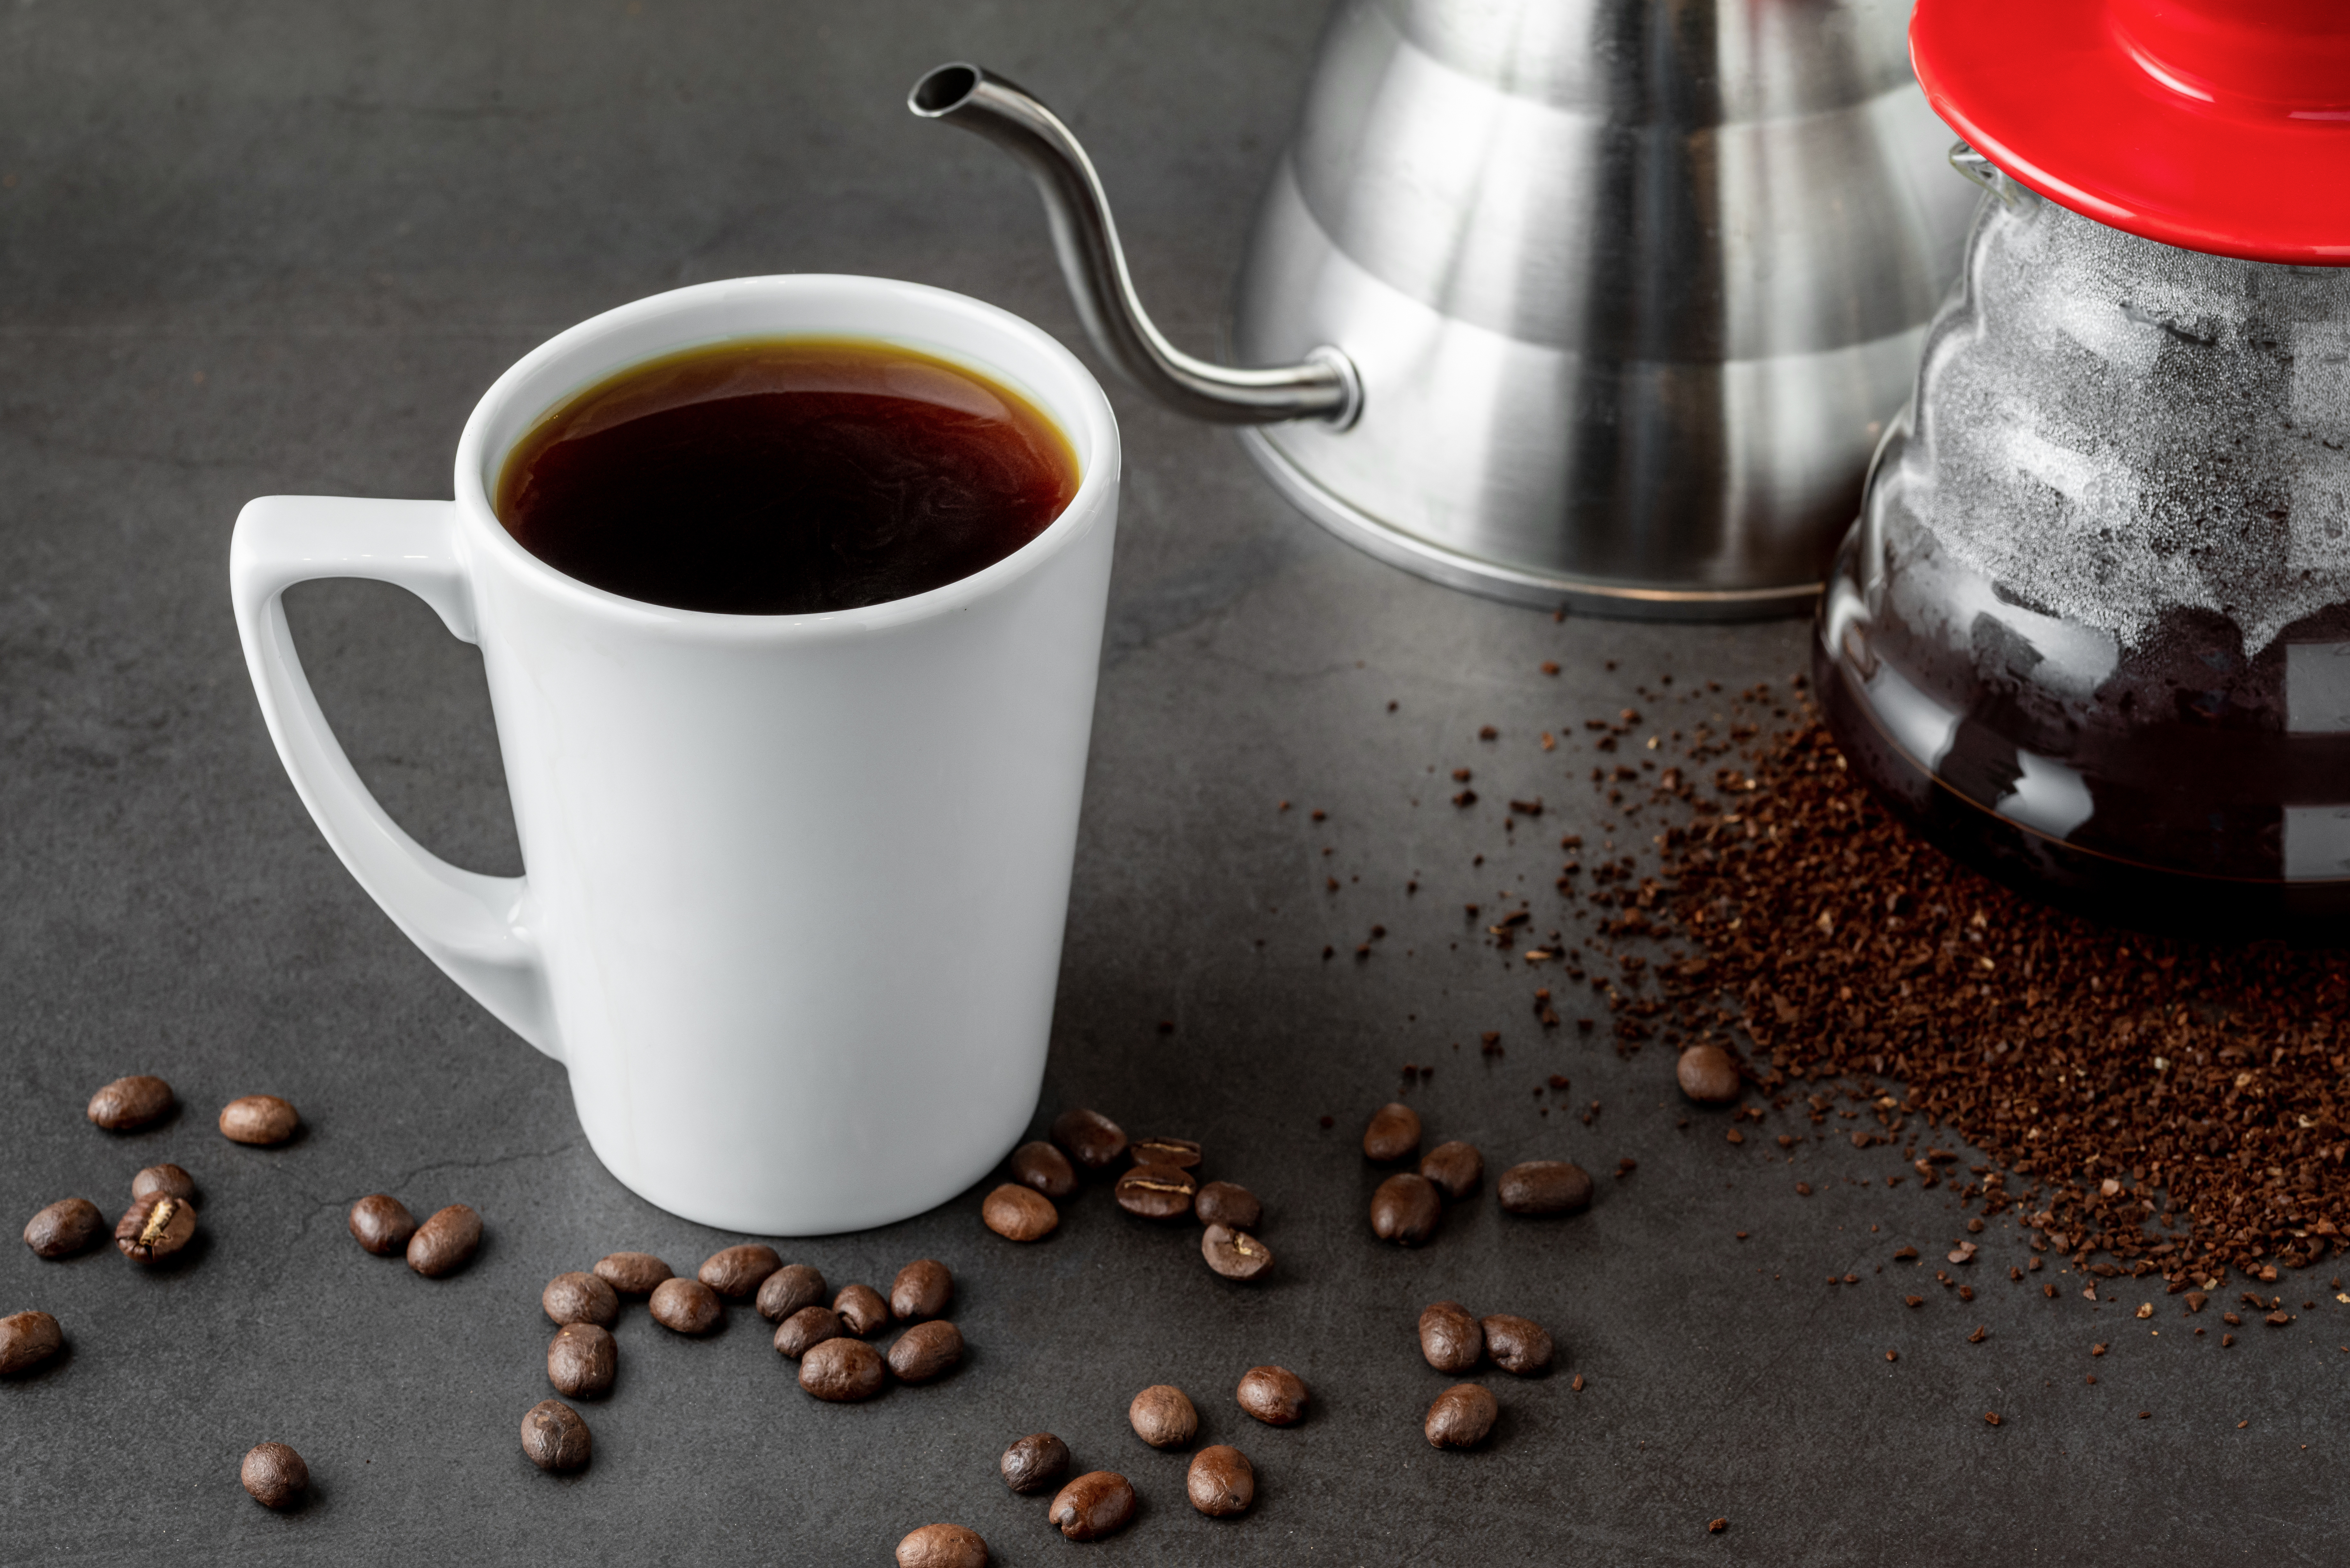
[{"x1": 1913, "y1": 0, "x2": 2350, "y2": 263}]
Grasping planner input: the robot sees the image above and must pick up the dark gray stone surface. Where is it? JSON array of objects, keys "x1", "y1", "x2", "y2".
[{"x1": 0, "y1": 3, "x2": 2340, "y2": 1562}]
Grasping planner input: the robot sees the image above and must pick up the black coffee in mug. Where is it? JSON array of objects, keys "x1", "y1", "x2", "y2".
[{"x1": 495, "y1": 336, "x2": 1079, "y2": 614}]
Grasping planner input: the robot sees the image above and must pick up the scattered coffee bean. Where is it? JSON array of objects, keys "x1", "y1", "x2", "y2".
[
  {"x1": 982, "y1": 1183, "x2": 1058, "y2": 1241},
  {"x1": 1418, "y1": 1301, "x2": 1484, "y2": 1372},
  {"x1": 649, "y1": 1277, "x2": 722, "y2": 1334},
  {"x1": 542, "y1": 1271, "x2": 619, "y2": 1328},
  {"x1": 1480, "y1": 1314, "x2": 1554, "y2": 1375},
  {"x1": 798, "y1": 1335, "x2": 886, "y2": 1401},
  {"x1": 218, "y1": 1094, "x2": 300, "y2": 1146},
  {"x1": 773, "y1": 1305, "x2": 843, "y2": 1358},
  {"x1": 834, "y1": 1283, "x2": 890, "y2": 1336},
  {"x1": 1008, "y1": 1140, "x2": 1078, "y2": 1198},
  {"x1": 547, "y1": 1321, "x2": 618, "y2": 1399},
  {"x1": 1115, "y1": 1164, "x2": 1198, "y2": 1220},
  {"x1": 1362, "y1": 1102, "x2": 1423, "y2": 1162},
  {"x1": 1130, "y1": 1135, "x2": 1202, "y2": 1169},
  {"x1": 756, "y1": 1263, "x2": 827, "y2": 1322},
  {"x1": 1424, "y1": 1383, "x2": 1498, "y2": 1449},
  {"x1": 1202, "y1": 1223, "x2": 1274, "y2": 1280},
  {"x1": 239, "y1": 1442, "x2": 309, "y2": 1509},
  {"x1": 1128, "y1": 1383, "x2": 1199, "y2": 1449},
  {"x1": 23, "y1": 1198, "x2": 103, "y2": 1259},
  {"x1": 1419, "y1": 1140, "x2": 1484, "y2": 1200},
  {"x1": 131, "y1": 1165, "x2": 196, "y2": 1204},
  {"x1": 1050, "y1": 1107, "x2": 1128, "y2": 1170},
  {"x1": 1187, "y1": 1444, "x2": 1255, "y2": 1518},
  {"x1": 114, "y1": 1193, "x2": 195, "y2": 1265},
  {"x1": 1497, "y1": 1160, "x2": 1593, "y2": 1216},
  {"x1": 0, "y1": 1310, "x2": 63, "y2": 1375},
  {"x1": 1675, "y1": 1044, "x2": 1742, "y2": 1105},
  {"x1": 347, "y1": 1195, "x2": 416, "y2": 1256},
  {"x1": 520, "y1": 1398, "x2": 592, "y2": 1472},
  {"x1": 1049, "y1": 1472, "x2": 1137, "y2": 1541},
  {"x1": 406, "y1": 1203, "x2": 481, "y2": 1278},
  {"x1": 698, "y1": 1243, "x2": 782, "y2": 1299},
  {"x1": 895, "y1": 1522, "x2": 990, "y2": 1568},
  {"x1": 1194, "y1": 1180, "x2": 1262, "y2": 1230},
  {"x1": 888, "y1": 1320, "x2": 964, "y2": 1383},
  {"x1": 1370, "y1": 1172, "x2": 1442, "y2": 1245},
  {"x1": 594, "y1": 1251, "x2": 673, "y2": 1296},
  {"x1": 86, "y1": 1074, "x2": 173, "y2": 1132},
  {"x1": 1235, "y1": 1364, "x2": 1308, "y2": 1426},
  {"x1": 890, "y1": 1259, "x2": 954, "y2": 1322},
  {"x1": 1001, "y1": 1431, "x2": 1071, "y2": 1494}
]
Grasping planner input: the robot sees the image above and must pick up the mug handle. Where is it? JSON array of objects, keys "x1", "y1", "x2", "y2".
[{"x1": 228, "y1": 496, "x2": 560, "y2": 1062}]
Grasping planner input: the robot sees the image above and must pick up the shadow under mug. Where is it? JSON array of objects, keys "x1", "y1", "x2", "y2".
[{"x1": 229, "y1": 275, "x2": 1122, "y2": 1234}]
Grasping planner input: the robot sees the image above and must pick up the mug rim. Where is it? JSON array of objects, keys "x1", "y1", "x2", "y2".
[{"x1": 451, "y1": 273, "x2": 1120, "y2": 639}]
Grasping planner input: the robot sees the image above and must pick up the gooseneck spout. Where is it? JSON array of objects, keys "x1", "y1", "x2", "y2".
[{"x1": 908, "y1": 63, "x2": 1361, "y2": 428}]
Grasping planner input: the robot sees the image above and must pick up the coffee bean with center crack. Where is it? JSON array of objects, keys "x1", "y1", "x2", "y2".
[
  {"x1": 131, "y1": 1165, "x2": 196, "y2": 1204},
  {"x1": 239, "y1": 1443, "x2": 308, "y2": 1509},
  {"x1": 888, "y1": 1320, "x2": 963, "y2": 1383},
  {"x1": 115, "y1": 1193, "x2": 196, "y2": 1264},
  {"x1": 1187, "y1": 1445, "x2": 1255, "y2": 1518},
  {"x1": 1370, "y1": 1173, "x2": 1441, "y2": 1245},
  {"x1": 24, "y1": 1198, "x2": 103, "y2": 1259},
  {"x1": 834, "y1": 1283, "x2": 889, "y2": 1336},
  {"x1": 1418, "y1": 1301, "x2": 1484, "y2": 1372},
  {"x1": 1129, "y1": 1383, "x2": 1198, "y2": 1448},
  {"x1": 542, "y1": 1271, "x2": 618, "y2": 1328},
  {"x1": 406, "y1": 1204, "x2": 481, "y2": 1277},
  {"x1": 1049, "y1": 1108, "x2": 1127, "y2": 1171},
  {"x1": 347, "y1": 1195, "x2": 416, "y2": 1256},
  {"x1": 1049, "y1": 1472, "x2": 1136, "y2": 1541},
  {"x1": 548, "y1": 1322, "x2": 617, "y2": 1398},
  {"x1": 1194, "y1": 1180, "x2": 1261, "y2": 1230},
  {"x1": 1201, "y1": 1224, "x2": 1273, "y2": 1280},
  {"x1": 1424, "y1": 1383, "x2": 1498, "y2": 1449},
  {"x1": 1362, "y1": 1102, "x2": 1422, "y2": 1162},
  {"x1": 1001, "y1": 1432, "x2": 1070, "y2": 1494},
  {"x1": 773, "y1": 1305, "x2": 841, "y2": 1358},
  {"x1": 895, "y1": 1523, "x2": 989, "y2": 1568},
  {"x1": 86, "y1": 1075, "x2": 173, "y2": 1132},
  {"x1": 1497, "y1": 1161, "x2": 1593, "y2": 1216},
  {"x1": 1480, "y1": 1314, "x2": 1554, "y2": 1374},
  {"x1": 698, "y1": 1243, "x2": 781, "y2": 1299},
  {"x1": 594, "y1": 1251, "x2": 673, "y2": 1297},
  {"x1": 1130, "y1": 1135, "x2": 1201, "y2": 1169},
  {"x1": 756, "y1": 1263, "x2": 827, "y2": 1322},
  {"x1": 520, "y1": 1399, "x2": 592, "y2": 1472},
  {"x1": 891, "y1": 1259, "x2": 953, "y2": 1322},
  {"x1": 1676, "y1": 1044, "x2": 1742, "y2": 1105},
  {"x1": 218, "y1": 1095, "x2": 299, "y2": 1146},
  {"x1": 1419, "y1": 1141, "x2": 1484, "y2": 1200},
  {"x1": 982, "y1": 1183, "x2": 1058, "y2": 1241},
  {"x1": 1235, "y1": 1365, "x2": 1308, "y2": 1426},
  {"x1": 798, "y1": 1335, "x2": 885, "y2": 1401},
  {"x1": 1115, "y1": 1164, "x2": 1197, "y2": 1219},
  {"x1": 0, "y1": 1310, "x2": 63, "y2": 1375},
  {"x1": 649, "y1": 1277, "x2": 721, "y2": 1334},
  {"x1": 1008, "y1": 1140, "x2": 1077, "y2": 1198}
]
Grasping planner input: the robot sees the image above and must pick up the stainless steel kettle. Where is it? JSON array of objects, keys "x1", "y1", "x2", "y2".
[{"x1": 912, "y1": 0, "x2": 1976, "y2": 617}]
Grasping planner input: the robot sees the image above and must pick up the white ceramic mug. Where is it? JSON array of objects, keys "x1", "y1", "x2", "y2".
[{"x1": 230, "y1": 275, "x2": 1120, "y2": 1234}]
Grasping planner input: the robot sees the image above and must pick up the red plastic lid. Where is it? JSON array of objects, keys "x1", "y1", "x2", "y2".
[{"x1": 1912, "y1": 0, "x2": 2350, "y2": 264}]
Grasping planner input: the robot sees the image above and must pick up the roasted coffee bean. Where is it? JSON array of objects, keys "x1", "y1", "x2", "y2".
[
  {"x1": 347, "y1": 1195, "x2": 416, "y2": 1257},
  {"x1": 698, "y1": 1243, "x2": 782, "y2": 1299},
  {"x1": 1418, "y1": 1300, "x2": 1484, "y2": 1372},
  {"x1": 406, "y1": 1204, "x2": 482, "y2": 1277},
  {"x1": 649, "y1": 1277, "x2": 722, "y2": 1334},
  {"x1": 1008, "y1": 1139, "x2": 1077, "y2": 1198},
  {"x1": 1115, "y1": 1163, "x2": 1198, "y2": 1220},
  {"x1": 895, "y1": 1522, "x2": 990, "y2": 1568},
  {"x1": 1049, "y1": 1472, "x2": 1137, "y2": 1541},
  {"x1": 1496, "y1": 1161, "x2": 1593, "y2": 1216},
  {"x1": 1480, "y1": 1314, "x2": 1554, "y2": 1375},
  {"x1": 131, "y1": 1165, "x2": 196, "y2": 1204},
  {"x1": 239, "y1": 1442, "x2": 308, "y2": 1509},
  {"x1": 1424, "y1": 1383, "x2": 1498, "y2": 1449},
  {"x1": 1235, "y1": 1364, "x2": 1308, "y2": 1426},
  {"x1": 773, "y1": 1304, "x2": 843, "y2": 1358},
  {"x1": 982, "y1": 1183, "x2": 1058, "y2": 1241},
  {"x1": 1128, "y1": 1383, "x2": 1198, "y2": 1449},
  {"x1": 756, "y1": 1263, "x2": 827, "y2": 1322},
  {"x1": 1419, "y1": 1141, "x2": 1484, "y2": 1200},
  {"x1": 520, "y1": 1399, "x2": 592, "y2": 1472},
  {"x1": 798, "y1": 1335, "x2": 886, "y2": 1401},
  {"x1": 1187, "y1": 1444, "x2": 1255, "y2": 1518},
  {"x1": 218, "y1": 1094, "x2": 300, "y2": 1146},
  {"x1": 115, "y1": 1193, "x2": 196, "y2": 1264},
  {"x1": 1675, "y1": 1044, "x2": 1742, "y2": 1105},
  {"x1": 1362, "y1": 1102, "x2": 1422, "y2": 1162},
  {"x1": 595, "y1": 1251, "x2": 673, "y2": 1296},
  {"x1": 1193, "y1": 1180, "x2": 1261, "y2": 1230},
  {"x1": 1000, "y1": 1431, "x2": 1070, "y2": 1494},
  {"x1": 890, "y1": 1259, "x2": 953, "y2": 1322},
  {"x1": 1130, "y1": 1135, "x2": 1202, "y2": 1169},
  {"x1": 24, "y1": 1198, "x2": 103, "y2": 1259},
  {"x1": 1369, "y1": 1172, "x2": 1441, "y2": 1245},
  {"x1": 1049, "y1": 1107, "x2": 1128, "y2": 1171},
  {"x1": 86, "y1": 1074, "x2": 174, "y2": 1132},
  {"x1": 1201, "y1": 1223, "x2": 1273, "y2": 1280},
  {"x1": 0, "y1": 1310, "x2": 63, "y2": 1376},
  {"x1": 547, "y1": 1322, "x2": 618, "y2": 1398},
  {"x1": 542, "y1": 1271, "x2": 619, "y2": 1328},
  {"x1": 888, "y1": 1320, "x2": 963, "y2": 1383},
  {"x1": 834, "y1": 1283, "x2": 890, "y2": 1336}
]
